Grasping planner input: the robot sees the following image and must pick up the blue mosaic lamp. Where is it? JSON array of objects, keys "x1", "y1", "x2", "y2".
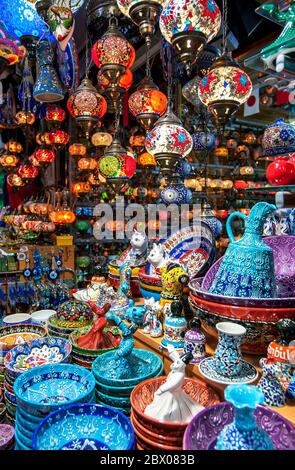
[{"x1": 33, "y1": 39, "x2": 64, "y2": 103}]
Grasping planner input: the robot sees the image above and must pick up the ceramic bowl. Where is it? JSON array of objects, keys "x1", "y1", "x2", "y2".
[
  {"x1": 0, "y1": 424, "x2": 14, "y2": 450},
  {"x1": 92, "y1": 348, "x2": 164, "y2": 387},
  {"x1": 13, "y1": 363, "x2": 96, "y2": 413},
  {"x1": 4, "y1": 336, "x2": 72, "y2": 378},
  {"x1": 14, "y1": 427, "x2": 32, "y2": 450},
  {"x1": 69, "y1": 325, "x2": 121, "y2": 357},
  {"x1": 32, "y1": 404, "x2": 135, "y2": 450},
  {"x1": 15, "y1": 421, "x2": 33, "y2": 445},
  {"x1": 95, "y1": 380, "x2": 137, "y2": 397},
  {"x1": 133, "y1": 424, "x2": 183, "y2": 450},
  {"x1": 183, "y1": 402, "x2": 295, "y2": 450},
  {"x1": 0, "y1": 403, "x2": 6, "y2": 423},
  {"x1": 2, "y1": 314, "x2": 31, "y2": 326},
  {"x1": 0, "y1": 324, "x2": 47, "y2": 354},
  {"x1": 30, "y1": 310, "x2": 56, "y2": 325},
  {"x1": 130, "y1": 411, "x2": 183, "y2": 447},
  {"x1": 108, "y1": 262, "x2": 142, "y2": 297},
  {"x1": 138, "y1": 267, "x2": 162, "y2": 301},
  {"x1": 130, "y1": 376, "x2": 220, "y2": 438},
  {"x1": 95, "y1": 389, "x2": 131, "y2": 409}
]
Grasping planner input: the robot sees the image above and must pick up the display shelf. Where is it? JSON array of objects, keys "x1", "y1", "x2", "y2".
[
  {"x1": 133, "y1": 326, "x2": 295, "y2": 426},
  {"x1": 245, "y1": 185, "x2": 295, "y2": 192}
]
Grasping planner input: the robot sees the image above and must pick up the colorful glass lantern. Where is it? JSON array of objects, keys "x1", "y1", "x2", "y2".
[
  {"x1": 69, "y1": 143, "x2": 87, "y2": 157},
  {"x1": 240, "y1": 165, "x2": 254, "y2": 176},
  {"x1": 128, "y1": 76, "x2": 167, "y2": 130},
  {"x1": 33, "y1": 40, "x2": 64, "y2": 103},
  {"x1": 234, "y1": 144, "x2": 250, "y2": 158},
  {"x1": 77, "y1": 157, "x2": 98, "y2": 171},
  {"x1": 137, "y1": 151, "x2": 157, "y2": 167},
  {"x1": 198, "y1": 54, "x2": 252, "y2": 126},
  {"x1": 98, "y1": 139, "x2": 136, "y2": 181},
  {"x1": 67, "y1": 78, "x2": 107, "y2": 138},
  {"x1": 15, "y1": 111, "x2": 36, "y2": 126},
  {"x1": 5, "y1": 141, "x2": 23, "y2": 154},
  {"x1": 45, "y1": 105, "x2": 66, "y2": 125},
  {"x1": 17, "y1": 164, "x2": 39, "y2": 181},
  {"x1": 213, "y1": 146, "x2": 228, "y2": 158},
  {"x1": 243, "y1": 131, "x2": 256, "y2": 145},
  {"x1": 0, "y1": 154, "x2": 18, "y2": 167},
  {"x1": 88, "y1": 172, "x2": 104, "y2": 186},
  {"x1": 234, "y1": 180, "x2": 249, "y2": 190},
  {"x1": 29, "y1": 153, "x2": 41, "y2": 167},
  {"x1": 7, "y1": 173, "x2": 24, "y2": 188},
  {"x1": 91, "y1": 131, "x2": 113, "y2": 147},
  {"x1": 160, "y1": 0, "x2": 221, "y2": 73},
  {"x1": 129, "y1": 134, "x2": 146, "y2": 147},
  {"x1": 49, "y1": 209, "x2": 76, "y2": 225},
  {"x1": 221, "y1": 179, "x2": 233, "y2": 189},
  {"x1": 145, "y1": 109, "x2": 193, "y2": 172},
  {"x1": 266, "y1": 157, "x2": 295, "y2": 186},
  {"x1": 49, "y1": 130, "x2": 70, "y2": 146},
  {"x1": 117, "y1": 0, "x2": 166, "y2": 45},
  {"x1": 91, "y1": 17, "x2": 135, "y2": 85},
  {"x1": 36, "y1": 132, "x2": 52, "y2": 146},
  {"x1": 226, "y1": 137, "x2": 238, "y2": 149},
  {"x1": 262, "y1": 119, "x2": 295, "y2": 157},
  {"x1": 97, "y1": 68, "x2": 133, "y2": 92},
  {"x1": 192, "y1": 127, "x2": 216, "y2": 151},
  {"x1": 34, "y1": 148, "x2": 56, "y2": 165},
  {"x1": 72, "y1": 182, "x2": 91, "y2": 195}
]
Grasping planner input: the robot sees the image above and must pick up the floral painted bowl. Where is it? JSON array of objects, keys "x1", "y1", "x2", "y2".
[
  {"x1": 138, "y1": 267, "x2": 162, "y2": 301},
  {"x1": 183, "y1": 402, "x2": 295, "y2": 450},
  {"x1": 47, "y1": 315, "x2": 83, "y2": 338},
  {"x1": 13, "y1": 363, "x2": 96, "y2": 413},
  {"x1": 32, "y1": 404, "x2": 135, "y2": 450},
  {"x1": 131, "y1": 411, "x2": 183, "y2": 448},
  {"x1": 95, "y1": 389, "x2": 131, "y2": 409},
  {"x1": 0, "y1": 324, "x2": 47, "y2": 354},
  {"x1": 4, "y1": 337, "x2": 72, "y2": 378},
  {"x1": 130, "y1": 376, "x2": 220, "y2": 438}
]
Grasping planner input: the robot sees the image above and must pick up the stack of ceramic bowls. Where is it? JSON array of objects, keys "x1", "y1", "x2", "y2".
[
  {"x1": 0, "y1": 424, "x2": 14, "y2": 450},
  {"x1": 0, "y1": 403, "x2": 6, "y2": 423},
  {"x1": 13, "y1": 363, "x2": 96, "y2": 450},
  {"x1": 47, "y1": 314, "x2": 84, "y2": 340},
  {"x1": 130, "y1": 376, "x2": 220, "y2": 450},
  {"x1": 92, "y1": 349, "x2": 164, "y2": 416},
  {"x1": 32, "y1": 404, "x2": 135, "y2": 450},
  {"x1": 4, "y1": 336, "x2": 72, "y2": 423},
  {"x1": 0, "y1": 324, "x2": 46, "y2": 392},
  {"x1": 69, "y1": 326, "x2": 121, "y2": 369}
]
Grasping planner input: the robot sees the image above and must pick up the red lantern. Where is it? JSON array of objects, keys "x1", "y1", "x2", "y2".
[
  {"x1": 49, "y1": 130, "x2": 69, "y2": 146},
  {"x1": 69, "y1": 143, "x2": 87, "y2": 157},
  {"x1": 122, "y1": 155, "x2": 136, "y2": 178},
  {"x1": 49, "y1": 210, "x2": 76, "y2": 225},
  {"x1": 45, "y1": 105, "x2": 66, "y2": 124},
  {"x1": 234, "y1": 180, "x2": 249, "y2": 190},
  {"x1": 35, "y1": 148, "x2": 56, "y2": 165},
  {"x1": 266, "y1": 157, "x2": 295, "y2": 186},
  {"x1": 72, "y1": 182, "x2": 91, "y2": 195},
  {"x1": 17, "y1": 164, "x2": 39, "y2": 181},
  {"x1": 36, "y1": 132, "x2": 52, "y2": 146},
  {"x1": 97, "y1": 68, "x2": 133, "y2": 92},
  {"x1": 77, "y1": 158, "x2": 97, "y2": 171}
]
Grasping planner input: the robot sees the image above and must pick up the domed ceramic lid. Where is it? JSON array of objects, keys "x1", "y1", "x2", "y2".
[
  {"x1": 262, "y1": 118, "x2": 295, "y2": 156},
  {"x1": 56, "y1": 300, "x2": 92, "y2": 323}
]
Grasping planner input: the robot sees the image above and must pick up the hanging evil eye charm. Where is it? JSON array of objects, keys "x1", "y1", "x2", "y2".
[{"x1": 48, "y1": 269, "x2": 59, "y2": 281}]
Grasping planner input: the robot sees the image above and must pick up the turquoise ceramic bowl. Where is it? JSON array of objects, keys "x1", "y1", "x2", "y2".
[
  {"x1": 95, "y1": 381, "x2": 136, "y2": 397},
  {"x1": 15, "y1": 420, "x2": 33, "y2": 442},
  {"x1": 14, "y1": 426, "x2": 32, "y2": 450},
  {"x1": 95, "y1": 389, "x2": 131, "y2": 408}
]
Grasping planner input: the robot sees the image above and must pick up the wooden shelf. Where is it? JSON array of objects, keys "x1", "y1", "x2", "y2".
[{"x1": 134, "y1": 327, "x2": 295, "y2": 426}]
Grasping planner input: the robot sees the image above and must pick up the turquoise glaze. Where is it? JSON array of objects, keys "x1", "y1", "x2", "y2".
[
  {"x1": 216, "y1": 385, "x2": 274, "y2": 450},
  {"x1": 209, "y1": 202, "x2": 277, "y2": 298}
]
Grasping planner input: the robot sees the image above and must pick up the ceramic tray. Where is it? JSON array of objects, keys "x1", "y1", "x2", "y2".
[
  {"x1": 4, "y1": 337, "x2": 72, "y2": 377},
  {"x1": 13, "y1": 363, "x2": 96, "y2": 413},
  {"x1": 32, "y1": 404, "x2": 135, "y2": 451},
  {"x1": 183, "y1": 402, "x2": 295, "y2": 450}
]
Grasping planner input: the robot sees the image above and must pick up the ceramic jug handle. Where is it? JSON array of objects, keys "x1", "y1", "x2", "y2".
[{"x1": 226, "y1": 212, "x2": 247, "y2": 242}]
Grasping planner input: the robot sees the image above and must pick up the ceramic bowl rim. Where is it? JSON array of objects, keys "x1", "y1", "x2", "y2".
[
  {"x1": 3, "y1": 314, "x2": 31, "y2": 324},
  {"x1": 216, "y1": 321, "x2": 246, "y2": 336},
  {"x1": 32, "y1": 403, "x2": 135, "y2": 451}
]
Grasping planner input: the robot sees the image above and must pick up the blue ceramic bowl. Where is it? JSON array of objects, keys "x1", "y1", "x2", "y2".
[
  {"x1": 95, "y1": 381, "x2": 136, "y2": 397},
  {"x1": 2, "y1": 314, "x2": 31, "y2": 326},
  {"x1": 95, "y1": 389, "x2": 131, "y2": 409},
  {"x1": 16, "y1": 411, "x2": 40, "y2": 432},
  {"x1": 15, "y1": 421, "x2": 33, "y2": 444},
  {"x1": 92, "y1": 348, "x2": 163, "y2": 387},
  {"x1": 5, "y1": 336, "x2": 72, "y2": 378},
  {"x1": 14, "y1": 427, "x2": 32, "y2": 450},
  {"x1": 13, "y1": 364, "x2": 96, "y2": 413},
  {"x1": 32, "y1": 404, "x2": 135, "y2": 450}
]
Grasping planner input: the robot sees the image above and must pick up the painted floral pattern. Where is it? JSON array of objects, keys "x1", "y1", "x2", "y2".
[{"x1": 145, "y1": 123, "x2": 193, "y2": 157}]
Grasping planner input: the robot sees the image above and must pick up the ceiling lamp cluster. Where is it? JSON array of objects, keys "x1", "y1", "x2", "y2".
[{"x1": 160, "y1": 0, "x2": 221, "y2": 74}]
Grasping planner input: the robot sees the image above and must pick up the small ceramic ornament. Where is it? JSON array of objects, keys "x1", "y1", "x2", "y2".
[
  {"x1": 161, "y1": 184, "x2": 192, "y2": 206},
  {"x1": 147, "y1": 243, "x2": 169, "y2": 276},
  {"x1": 159, "y1": 262, "x2": 189, "y2": 306},
  {"x1": 48, "y1": 5, "x2": 74, "y2": 51},
  {"x1": 258, "y1": 358, "x2": 286, "y2": 407},
  {"x1": 73, "y1": 280, "x2": 115, "y2": 305},
  {"x1": 142, "y1": 298, "x2": 162, "y2": 337},
  {"x1": 117, "y1": 229, "x2": 148, "y2": 267},
  {"x1": 184, "y1": 318, "x2": 206, "y2": 363},
  {"x1": 144, "y1": 345, "x2": 204, "y2": 423},
  {"x1": 216, "y1": 385, "x2": 274, "y2": 450},
  {"x1": 162, "y1": 301, "x2": 187, "y2": 349}
]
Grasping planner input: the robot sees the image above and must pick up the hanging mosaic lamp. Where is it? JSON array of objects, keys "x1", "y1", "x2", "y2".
[
  {"x1": 91, "y1": 131, "x2": 113, "y2": 147},
  {"x1": 116, "y1": 0, "x2": 167, "y2": 46},
  {"x1": 129, "y1": 134, "x2": 146, "y2": 148},
  {"x1": 72, "y1": 182, "x2": 91, "y2": 195},
  {"x1": 45, "y1": 105, "x2": 66, "y2": 127},
  {"x1": 17, "y1": 163, "x2": 39, "y2": 182},
  {"x1": 67, "y1": 78, "x2": 107, "y2": 138},
  {"x1": 160, "y1": 0, "x2": 221, "y2": 74},
  {"x1": 145, "y1": 108, "x2": 193, "y2": 172},
  {"x1": 33, "y1": 39, "x2": 64, "y2": 103},
  {"x1": 7, "y1": 173, "x2": 25, "y2": 188},
  {"x1": 198, "y1": 54, "x2": 252, "y2": 126},
  {"x1": 69, "y1": 143, "x2": 87, "y2": 157},
  {"x1": 128, "y1": 76, "x2": 167, "y2": 130},
  {"x1": 34, "y1": 148, "x2": 56, "y2": 166},
  {"x1": 243, "y1": 131, "x2": 256, "y2": 145},
  {"x1": 262, "y1": 119, "x2": 295, "y2": 157},
  {"x1": 97, "y1": 68, "x2": 133, "y2": 93},
  {"x1": 5, "y1": 141, "x2": 23, "y2": 154},
  {"x1": 14, "y1": 111, "x2": 36, "y2": 126},
  {"x1": 77, "y1": 157, "x2": 98, "y2": 171},
  {"x1": 49, "y1": 130, "x2": 70, "y2": 147},
  {"x1": 192, "y1": 126, "x2": 216, "y2": 151},
  {"x1": 91, "y1": 16, "x2": 135, "y2": 86},
  {"x1": 0, "y1": 154, "x2": 18, "y2": 168},
  {"x1": 36, "y1": 132, "x2": 52, "y2": 146},
  {"x1": 137, "y1": 151, "x2": 157, "y2": 167}
]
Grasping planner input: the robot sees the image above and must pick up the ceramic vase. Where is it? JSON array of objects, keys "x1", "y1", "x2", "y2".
[
  {"x1": 257, "y1": 358, "x2": 286, "y2": 407},
  {"x1": 162, "y1": 313, "x2": 187, "y2": 349},
  {"x1": 209, "y1": 202, "x2": 277, "y2": 298},
  {"x1": 216, "y1": 384, "x2": 274, "y2": 450},
  {"x1": 213, "y1": 322, "x2": 246, "y2": 377},
  {"x1": 184, "y1": 318, "x2": 206, "y2": 363}
]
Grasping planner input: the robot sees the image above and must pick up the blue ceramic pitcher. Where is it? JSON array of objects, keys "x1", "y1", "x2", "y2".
[{"x1": 209, "y1": 202, "x2": 277, "y2": 298}]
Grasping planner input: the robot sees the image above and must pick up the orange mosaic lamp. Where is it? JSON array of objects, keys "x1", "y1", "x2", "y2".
[
  {"x1": 69, "y1": 143, "x2": 87, "y2": 157},
  {"x1": 0, "y1": 154, "x2": 18, "y2": 167}
]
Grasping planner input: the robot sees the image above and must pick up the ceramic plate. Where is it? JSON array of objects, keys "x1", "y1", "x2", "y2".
[
  {"x1": 199, "y1": 357, "x2": 258, "y2": 385},
  {"x1": 32, "y1": 404, "x2": 135, "y2": 451}
]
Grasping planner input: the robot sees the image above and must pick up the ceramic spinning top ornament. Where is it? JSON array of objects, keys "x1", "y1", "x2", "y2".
[
  {"x1": 144, "y1": 345, "x2": 204, "y2": 422},
  {"x1": 209, "y1": 202, "x2": 277, "y2": 299}
]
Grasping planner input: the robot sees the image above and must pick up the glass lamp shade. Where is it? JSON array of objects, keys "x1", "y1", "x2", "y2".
[
  {"x1": 77, "y1": 157, "x2": 98, "y2": 171},
  {"x1": 129, "y1": 135, "x2": 146, "y2": 147},
  {"x1": 88, "y1": 172, "x2": 104, "y2": 186},
  {"x1": 91, "y1": 20, "x2": 135, "y2": 84},
  {"x1": 45, "y1": 105, "x2": 66, "y2": 123},
  {"x1": 240, "y1": 166, "x2": 254, "y2": 176},
  {"x1": 33, "y1": 40, "x2": 64, "y2": 103},
  {"x1": 137, "y1": 151, "x2": 157, "y2": 167},
  {"x1": 234, "y1": 180, "x2": 249, "y2": 190},
  {"x1": 98, "y1": 139, "x2": 137, "y2": 179},
  {"x1": 91, "y1": 131, "x2": 113, "y2": 147},
  {"x1": 0, "y1": 154, "x2": 18, "y2": 167},
  {"x1": 198, "y1": 55, "x2": 252, "y2": 126},
  {"x1": 29, "y1": 153, "x2": 41, "y2": 167},
  {"x1": 69, "y1": 143, "x2": 87, "y2": 157},
  {"x1": 262, "y1": 119, "x2": 295, "y2": 157},
  {"x1": 214, "y1": 146, "x2": 228, "y2": 158},
  {"x1": 97, "y1": 68, "x2": 133, "y2": 92},
  {"x1": 15, "y1": 111, "x2": 36, "y2": 126},
  {"x1": 221, "y1": 179, "x2": 233, "y2": 189},
  {"x1": 36, "y1": 132, "x2": 52, "y2": 146},
  {"x1": 128, "y1": 76, "x2": 167, "y2": 130},
  {"x1": 49, "y1": 130, "x2": 69, "y2": 146},
  {"x1": 145, "y1": 109, "x2": 193, "y2": 171},
  {"x1": 160, "y1": 0, "x2": 221, "y2": 72},
  {"x1": 226, "y1": 137, "x2": 238, "y2": 149},
  {"x1": 72, "y1": 182, "x2": 91, "y2": 195},
  {"x1": 5, "y1": 141, "x2": 23, "y2": 154},
  {"x1": 7, "y1": 173, "x2": 24, "y2": 188},
  {"x1": 34, "y1": 148, "x2": 56, "y2": 165},
  {"x1": 49, "y1": 209, "x2": 76, "y2": 225},
  {"x1": 67, "y1": 78, "x2": 107, "y2": 137},
  {"x1": 234, "y1": 144, "x2": 250, "y2": 158},
  {"x1": 243, "y1": 132, "x2": 256, "y2": 145},
  {"x1": 17, "y1": 164, "x2": 39, "y2": 180},
  {"x1": 192, "y1": 129, "x2": 216, "y2": 151}
]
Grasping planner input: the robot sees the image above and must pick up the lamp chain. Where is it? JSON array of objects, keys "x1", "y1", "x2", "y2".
[
  {"x1": 222, "y1": 0, "x2": 228, "y2": 55},
  {"x1": 167, "y1": 44, "x2": 173, "y2": 111},
  {"x1": 145, "y1": 43, "x2": 151, "y2": 78}
]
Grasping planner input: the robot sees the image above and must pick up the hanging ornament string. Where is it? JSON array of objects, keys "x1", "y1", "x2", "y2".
[
  {"x1": 222, "y1": 0, "x2": 228, "y2": 55},
  {"x1": 167, "y1": 44, "x2": 173, "y2": 112}
]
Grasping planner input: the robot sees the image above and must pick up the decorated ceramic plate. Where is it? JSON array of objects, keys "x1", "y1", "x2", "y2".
[
  {"x1": 199, "y1": 357, "x2": 258, "y2": 385},
  {"x1": 32, "y1": 404, "x2": 135, "y2": 450},
  {"x1": 4, "y1": 337, "x2": 72, "y2": 377}
]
